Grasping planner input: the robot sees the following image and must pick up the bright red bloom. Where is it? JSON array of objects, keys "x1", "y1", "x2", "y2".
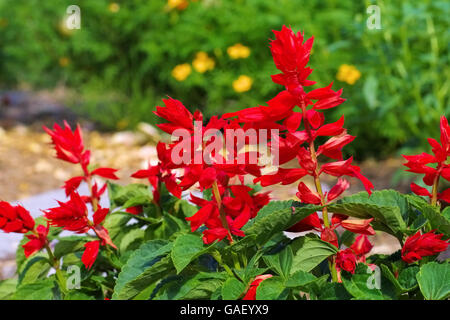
[
  {"x1": 82, "y1": 240, "x2": 100, "y2": 270},
  {"x1": 403, "y1": 116, "x2": 450, "y2": 201},
  {"x1": 0, "y1": 202, "x2": 35, "y2": 233},
  {"x1": 91, "y1": 168, "x2": 119, "y2": 180},
  {"x1": 43, "y1": 121, "x2": 89, "y2": 169},
  {"x1": 340, "y1": 218, "x2": 375, "y2": 236},
  {"x1": 154, "y1": 97, "x2": 196, "y2": 134},
  {"x1": 43, "y1": 192, "x2": 90, "y2": 233},
  {"x1": 131, "y1": 142, "x2": 182, "y2": 203},
  {"x1": 125, "y1": 206, "x2": 143, "y2": 215},
  {"x1": 350, "y1": 234, "x2": 373, "y2": 257},
  {"x1": 22, "y1": 224, "x2": 49, "y2": 258},
  {"x1": 336, "y1": 248, "x2": 357, "y2": 273},
  {"x1": 327, "y1": 178, "x2": 350, "y2": 202},
  {"x1": 242, "y1": 274, "x2": 273, "y2": 300},
  {"x1": 401, "y1": 231, "x2": 449, "y2": 263},
  {"x1": 287, "y1": 212, "x2": 322, "y2": 232}
]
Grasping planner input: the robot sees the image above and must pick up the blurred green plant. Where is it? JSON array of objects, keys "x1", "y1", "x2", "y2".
[{"x1": 0, "y1": 0, "x2": 448, "y2": 159}]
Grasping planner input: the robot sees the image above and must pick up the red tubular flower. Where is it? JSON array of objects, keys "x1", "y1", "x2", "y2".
[
  {"x1": 242, "y1": 274, "x2": 273, "y2": 300},
  {"x1": 327, "y1": 178, "x2": 350, "y2": 202},
  {"x1": 22, "y1": 224, "x2": 49, "y2": 258},
  {"x1": 43, "y1": 192, "x2": 90, "y2": 233},
  {"x1": 287, "y1": 212, "x2": 321, "y2": 232},
  {"x1": 296, "y1": 182, "x2": 322, "y2": 205},
  {"x1": 321, "y1": 227, "x2": 339, "y2": 248},
  {"x1": 82, "y1": 240, "x2": 100, "y2": 270},
  {"x1": 43, "y1": 121, "x2": 89, "y2": 168},
  {"x1": 154, "y1": 97, "x2": 195, "y2": 134},
  {"x1": 401, "y1": 231, "x2": 449, "y2": 263},
  {"x1": 340, "y1": 218, "x2": 375, "y2": 236},
  {"x1": 403, "y1": 116, "x2": 450, "y2": 201},
  {"x1": 350, "y1": 234, "x2": 373, "y2": 257},
  {"x1": 0, "y1": 202, "x2": 35, "y2": 233},
  {"x1": 336, "y1": 248, "x2": 357, "y2": 273},
  {"x1": 131, "y1": 142, "x2": 182, "y2": 203}
]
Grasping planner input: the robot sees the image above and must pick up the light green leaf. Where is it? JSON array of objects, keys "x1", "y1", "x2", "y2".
[
  {"x1": 416, "y1": 262, "x2": 450, "y2": 300},
  {"x1": 291, "y1": 237, "x2": 338, "y2": 272},
  {"x1": 263, "y1": 246, "x2": 293, "y2": 280},
  {"x1": 14, "y1": 279, "x2": 56, "y2": 300},
  {"x1": 113, "y1": 240, "x2": 173, "y2": 299},
  {"x1": 285, "y1": 270, "x2": 317, "y2": 288},
  {"x1": 255, "y1": 276, "x2": 285, "y2": 300},
  {"x1": 171, "y1": 234, "x2": 212, "y2": 274},
  {"x1": 221, "y1": 277, "x2": 246, "y2": 300}
]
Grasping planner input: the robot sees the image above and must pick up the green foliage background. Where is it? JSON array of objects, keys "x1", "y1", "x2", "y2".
[{"x1": 0, "y1": 0, "x2": 448, "y2": 159}]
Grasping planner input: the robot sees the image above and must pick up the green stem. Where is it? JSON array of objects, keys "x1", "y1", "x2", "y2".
[{"x1": 44, "y1": 243, "x2": 67, "y2": 294}]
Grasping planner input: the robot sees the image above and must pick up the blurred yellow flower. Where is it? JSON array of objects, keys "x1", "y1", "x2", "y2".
[
  {"x1": 227, "y1": 43, "x2": 251, "y2": 59},
  {"x1": 336, "y1": 64, "x2": 361, "y2": 85},
  {"x1": 108, "y1": 3, "x2": 120, "y2": 13},
  {"x1": 172, "y1": 63, "x2": 192, "y2": 81},
  {"x1": 192, "y1": 52, "x2": 215, "y2": 73},
  {"x1": 233, "y1": 75, "x2": 253, "y2": 93},
  {"x1": 116, "y1": 118, "x2": 129, "y2": 130},
  {"x1": 0, "y1": 18, "x2": 8, "y2": 28},
  {"x1": 168, "y1": 0, "x2": 189, "y2": 10},
  {"x1": 58, "y1": 57, "x2": 70, "y2": 67}
]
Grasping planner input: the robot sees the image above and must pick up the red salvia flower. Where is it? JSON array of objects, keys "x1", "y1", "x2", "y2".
[
  {"x1": 336, "y1": 248, "x2": 357, "y2": 274},
  {"x1": 401, "y1": 230, "x2": 449, "y2": 263},
  {"x1": 43, "y1": 192, "x2": 90, "y2": 233},
  {"x1": 22, "y1": 224, "x2": 49, "y2": 258},
  {"x1": 82, "y1": 240, "x2": 100, "y2": 270},
  {"x1": 0, "y1": 202, "x2": 35, "y2": 233}
]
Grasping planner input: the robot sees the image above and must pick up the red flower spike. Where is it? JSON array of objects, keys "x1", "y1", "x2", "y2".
[
  {"x1": 154, "y1": 97, "x2": 195, "y2": 134},
  {"x1": 410, "y1": 182, "x2": 431, "y2": 198},
  {"x1": 0, "y1": 202, "x2": 35, "y2": 233},
  {"x1": 82, "y1": 240, "x2": 100, "y2": 270},
  {"x1": 43, "y1": 192, "x2": 90, "y2": 233},
  {"x1": 63, "y1": 176, "x2": 85, "y2": 196},
  {"x1": 43, "y1": 121, "x2": 89, "y2": 167},
  {"x1": 22, "y1": 224, "x2": 49, "y2": 258},
  {"x1": 321, "y1": 227, "x2": 339, "y2": 248},
  {"x1": 401, "y1": 231, "x2": 448, "y2": 263},
  {"x1": 287, "y1": 212, "x2": 321, "y2": 232},
  {"x1": 125, "y1": 206, "x2": 143, "y2": 215}
]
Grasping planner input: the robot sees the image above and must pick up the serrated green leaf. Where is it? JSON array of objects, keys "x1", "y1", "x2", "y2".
[
  {"x1": 407, "y1": 195, "x2": 450, "y2": 237},
  {"x1": 119, "y1": 228, "x2": 145, "y2": 252},
  {"x1": 171, "y1": 234, "x2": 213, "y2": 274},
  {"x1": 113, "y1": 240, "x2": 173, "y2": 299},
  {"x1": 0, "y1": 278, "x2": 17, "y2": 300},
  {"x1": 285, "y1": 270, "x2": 317, "y2": 288},
  {"x1": 291, "y1": 237, "x2": 338, "y2": 272},
  {"x1": 416, "y1": 262, "x2": 450, "y2": 300},
  {"x1": 263, "y1": 246, "x2": 293, "y2": 280},
  {"x1": 244, "y1": 200, "x2": 321, "y2": 245},
  {"x1": 221, "y1": 277, "x2": 246, "y2": 300},
  {"x1": 54, "y1": 236, "x2": 88, "y2": 259},
  {"x1": 328, "y1": 190, "x2": 408, "y2": 237},
  {"x1": 255, "y1": 276, "x2": 285, "y2": 300},
  {"x1": 14, "y1": 279, "x2": 56, "y2": 300},
  {"x1": 341, "y1": 264, "x2": 391, "y2": 300},
  {"x1": 18, "y1": 256, "x2": 51, "y2": 286}
]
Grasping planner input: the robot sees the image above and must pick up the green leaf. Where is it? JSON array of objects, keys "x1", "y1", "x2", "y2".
[
  {"x1": 381, "y1": 264, "x2": 418, "y2": 294},
  {"x1": 155, "y1": 272, "x2": 226, "y2": 300},
  {"x1": 116, "y1": 255, "x2": 174, "y2": 300},
  {"x1": 221, "y1": 277, "x2": 246, "y2": 300},
  {"x1": 244, "y1": 200, "x2": 321, "y2": 245},
  {"x1": 255, "y1": 276, "x2": 285, "y2": 300},
  {"x1": 407, "y1": 195, "x2": 450, "y2": 237},
  {"x1": 113, "y1": 240, "x2": 173, "y2": 299},
  {"x1": 328, "y1": 190, "x2": 408, "y2": 237},
  {"x1": 18, "y1": 256, "x2": 51, "y2": 286},
  {"x1": 171, "y1": 234, "x2": 212, "y2": 274},
  {"x1": 0, "y1": 278, "x2": 17, "y2": 300},
  {"x1": 107, "y1": 182, "x2": 150, "y2": 209},
  {"x1": 291, "y1": 237, "x2": 338, "y2": 272},
  {"x1": 263, "y1": 246, "x2": 293, "y2": 280},
  {"x1": 14, "y1": 279, "x2": 56, "y2": 300},
  {"x1": 64, "y1": 290, "x2": 96, "y2": 300},
  {"x1": 285, "y1": 270, "x2": 317, "y2": 288},
  {"x1": 341, "y1": 264, "x2": 390, "y2": 300},
  {"x1": 119, "y1": 228, "x2": 145, "y2": 252},
  {"x1": 54, "y1": 236, "x2": 88, "y2": 259},
  {"x1": 317, "y1": 282, "x2": 352, "y2": 300},
  {"x1": 416, "y1": 262, "x2": 450, "y2": 300}
]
